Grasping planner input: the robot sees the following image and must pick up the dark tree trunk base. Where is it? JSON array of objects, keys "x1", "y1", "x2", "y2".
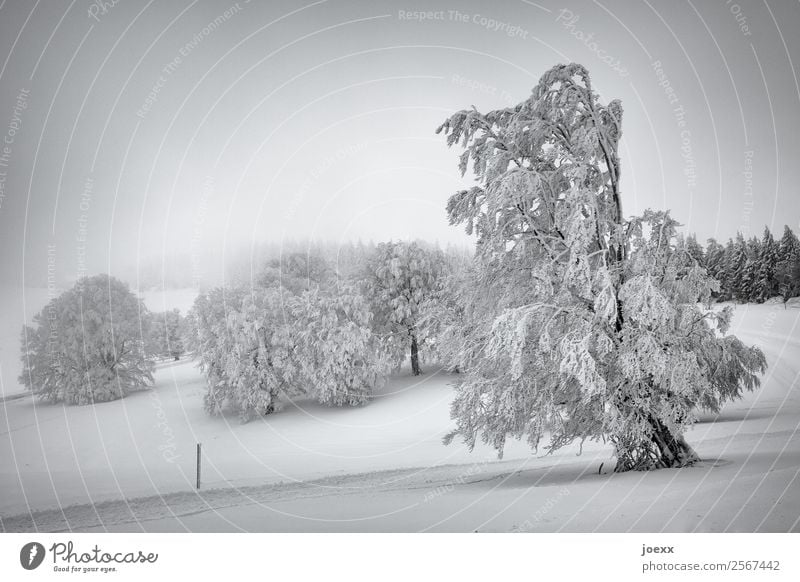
[
  {"x1": 614, "y1": 417, "x2": 700, "y2": 472},
  {"x1": 410, "y1": 333, "x2": 421, "y2": 376}
]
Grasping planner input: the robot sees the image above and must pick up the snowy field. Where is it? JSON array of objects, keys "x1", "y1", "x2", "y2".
[{"x1": 1, "y1": 302, "x2": 798, "y2": 532}]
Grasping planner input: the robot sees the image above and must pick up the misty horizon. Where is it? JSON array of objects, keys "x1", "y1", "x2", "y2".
[{"x1": 1, "y1": 0, "x2": 798, "y2": 292}]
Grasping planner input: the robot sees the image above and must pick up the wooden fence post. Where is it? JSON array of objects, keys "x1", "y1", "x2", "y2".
[{"x1": 196, "y1": 443, "x2": 202, "y2": 490}]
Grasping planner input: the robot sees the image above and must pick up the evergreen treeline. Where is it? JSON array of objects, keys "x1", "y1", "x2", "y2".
[{"x1": 686, "y1": 225, "x2": 800, "y2": 304}]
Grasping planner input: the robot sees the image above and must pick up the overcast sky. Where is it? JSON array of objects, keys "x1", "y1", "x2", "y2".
[{"x1": 0, "y1": 0, "x2": 799, "y2": 290}]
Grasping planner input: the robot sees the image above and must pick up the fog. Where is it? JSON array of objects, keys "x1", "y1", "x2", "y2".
[{"x1": 0, "y1": 0, "x2": 798, "y2": 289}]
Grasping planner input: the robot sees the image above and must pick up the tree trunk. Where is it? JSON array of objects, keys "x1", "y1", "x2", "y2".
[
  {"x1": 649, "y1": 416, "x2": 699, "y2": 466},
  {"x1": 614, "y1": 415, "x2": 700, "y2": 472},
  {"x1": 410, "y1": 332, "x2": 421, "y2": 376}
]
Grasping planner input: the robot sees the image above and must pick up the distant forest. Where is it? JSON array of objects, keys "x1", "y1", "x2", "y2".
[{"x1": 684, "y1": 224, "x2": 800, "y2": 304}]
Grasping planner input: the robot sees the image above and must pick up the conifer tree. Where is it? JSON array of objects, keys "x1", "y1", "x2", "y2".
[
  {"x1": 685, "y1": 234, "x2": 705, "y2": 267},
  {"x1": 704, "y1": 238, "x2": 725, "y2": 295},
  {"x1": 756, "y1": 227, "x2": 779, "y2": 302},
  {"x1": 776, "y1": 257, "x2": 800, "y2": 303},
  {"x1": 717, "y1": 239, "x2": 734, "y2": 301},
  {"x1": 728, "y1": 234, "x2": 749, "y2": 302},
  {"x1": 777, "y1": 225, "x2": 800, "y2": 302},
  {"x1": 741, "y1": 258, "x2": 759, "y2": 303},
  {"x1": 778, "y1": 225, "x2": 800, "y2": 264}
]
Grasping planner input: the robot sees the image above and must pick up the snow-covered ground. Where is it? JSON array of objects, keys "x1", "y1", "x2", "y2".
[
  {"x1": 0, "y1": 286, "x2": 52, "y2": 400},
  {"x1": 1, "y1": 302, "x2": 798, "y2": 532}
]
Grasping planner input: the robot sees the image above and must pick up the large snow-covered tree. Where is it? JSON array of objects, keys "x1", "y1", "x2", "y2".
[
  {"x1": 193, "y1": 277, "x2": 392, "y2": 418},
  {"x1": 20, "y1": 274, "x2": 154, "y2": 404},
  {"x1": 288, "y1": 285, "x2": 392, "y2": 406},
  {"x1": 364, "y1": 240, "x2": 444, "y2": 375},
  {"x1": 193, "y1": 287, "x2": 296, "y2": 420},
  {"x1": 436, "y1": 63, "x2": 766, "y2": 471}
]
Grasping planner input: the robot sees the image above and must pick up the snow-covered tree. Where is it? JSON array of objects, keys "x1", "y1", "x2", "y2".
[
  {"x1": 364, "y1": 241, "x2": 445, "y2": 375},
  {"x1": 777, "y1": 225, "x2": 800, "y2": 302},
  {"x1": 727, "y1": 234, "x2": 750, "y2": 302},
  {"x1": 716, "y1": 239, "x2": 735, "y2": 301},
  {"x1": 193, "y1": 279, "x2": 390, "y2": 418},
  {"x1": 755, "y1": 227, "x2": 779, "y2": 302},
  {"x1": 288, "y1": 285, "x2": 392, "y2": 406},
  {"x1": 192, "y1": 287, "x2": 242, "y2": 413},
  {"x1": 258, "y1": 250, "x2": 332, "y2": 295},
  {"x1": 776, "y1": 256, "x2": 800, "y2": 303},
  {"x1": 418, "y1": 249, "x2": 477, "y2": 373},
  {"x1": 740, "y1": 260, "x2": 759, "y2": 303},
  {"x1": 437, "y1": 63, "x2": 766, "y2": 471},
  {"x1": 704, "y1": 238, "x2": 725, "y2": 297},
  {"x1": 19, "y1": 274, "x2": 154, "y2": 404},
  {"x1": 147, "y1": 309, "x2": 186, "y2": 360},
  {"x1": 684, "y1": 234, "x2": 705, "y2": 267},
  {"x1": 193, "y1": 287, "x2": 297, "y2": 420},
  {"x1": 778, "y1": 225, "x2": 800, "y2": 263},
  {"x1": 742, "y1": 236, "x2": 763, "y2": 303}
]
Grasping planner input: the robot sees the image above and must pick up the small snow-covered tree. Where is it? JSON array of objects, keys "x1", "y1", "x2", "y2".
[
  {"x1": 258, "y1": 250, "x2": 332, "y2": 295},
  {"x1": 364, "y1": 241, "x2": 445, "y2": 375},
  {"x1": 19, "y1": 274, "x2": 154, "y2": 404},
  {"x1": 147, "y1": 309, "x2": 186, "y2": 360},
  {"x1": 437, "y1": 63, "x2": 766, "y2": 471},
  {"x1": 289, "y1": 285, "x2": 392, "y2": 406}
]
